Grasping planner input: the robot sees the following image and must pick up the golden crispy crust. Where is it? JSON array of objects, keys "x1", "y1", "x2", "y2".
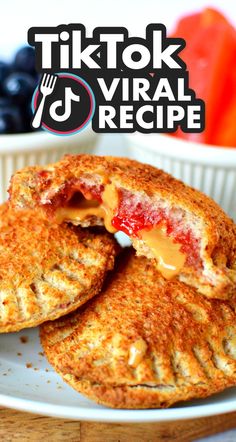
[
  {"x1": 40, "y1": 251, "x2": 236, "y2": 409},
  {"x1": 9, "y1": 154, "x2": 236, "y2": 298},
  {"x1": 0, "y1": 203, "x2": 117, "y2": 333}
]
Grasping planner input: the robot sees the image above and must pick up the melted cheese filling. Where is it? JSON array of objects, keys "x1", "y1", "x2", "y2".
[
  {"x1": 56, "y1": 183, "x2": 186, "y2": 279},
  {"x1": 140, "y1": 227, "x2": 186, "y2": 279}
]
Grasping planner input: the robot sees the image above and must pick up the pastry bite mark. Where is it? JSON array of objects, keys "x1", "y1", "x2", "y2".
[
  {"x1": 59, "y1": 188, "x2": 202, "y2": 280},
  {"x1": 9, "y1": 155, "x2": 236, "y2": 298},
  {"x1": 42, "y1": 181, "x2": 197, "y2": 280}
]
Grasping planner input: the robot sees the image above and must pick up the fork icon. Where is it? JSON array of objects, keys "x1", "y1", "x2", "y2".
[{"x1": 32, "y1": 73, "x2": 57, "y2": 129}]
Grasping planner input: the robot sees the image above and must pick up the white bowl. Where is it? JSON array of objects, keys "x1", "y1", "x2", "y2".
[
  {"x1": 0, "y1": 127, "x2": 98, "y2": 203},
  {"x1": 125, "y1": 133, "x2": 236, "y2": 220}
]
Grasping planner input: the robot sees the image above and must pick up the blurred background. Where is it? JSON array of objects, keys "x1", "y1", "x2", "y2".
[{"x1": 1, "y1": 0, "x2": 235, "y2": 58}]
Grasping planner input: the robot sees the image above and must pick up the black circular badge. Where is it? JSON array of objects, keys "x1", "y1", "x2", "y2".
[{"x1": 32, "y1": 73, "x2": 95, "y2": 135}]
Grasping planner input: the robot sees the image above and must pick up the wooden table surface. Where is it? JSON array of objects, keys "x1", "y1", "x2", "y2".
[{"x1": 0, "y1": 407, "x2": 236, "y2": 442}]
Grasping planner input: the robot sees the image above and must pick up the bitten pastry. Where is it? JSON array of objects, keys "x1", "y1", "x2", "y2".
[
  {"x1": 40, "y1": 251, "x2": 236, "y2": 409},
  {"x1": 0, "y1": 204, "x2": 117, "y2": 332},
  {"x1": 9, "y1": 154, "x2": 236, "y2": 298}
]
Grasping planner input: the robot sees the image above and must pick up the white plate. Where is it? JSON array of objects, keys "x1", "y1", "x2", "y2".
[{"x1": 0, "y1": 325, "x2": 236, "y2": 422}]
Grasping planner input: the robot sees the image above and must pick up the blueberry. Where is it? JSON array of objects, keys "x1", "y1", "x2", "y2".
[
  {"x1": 0, "y1": 61, "x2": 11, "y2": 94},
  {"x1": 0, "y1": 48, "x2": 39, "y2": 133},
  {"x1": 21, "y1": 101, "x2": 34, "y2": 132},
  {"x1": 0, "y1": 106, "x2": 23, "y2": 133},
  {"x1": 3, "y1": 72, "x2": 36, "y2": 105},
  {"x1": 0, "y1": 97, "x2": 13, "y2": 107},
  {"x1": 14, "y1": 46, "x2": 36, "y2": 75}
]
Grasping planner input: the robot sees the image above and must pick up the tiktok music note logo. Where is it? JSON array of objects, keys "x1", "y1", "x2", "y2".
[
  {"x1": 50, "y1": 87, "x2": 80, "y2": 122},
  {"x1": 31, "y1": 73, "x2": 95, "y2": 135}
]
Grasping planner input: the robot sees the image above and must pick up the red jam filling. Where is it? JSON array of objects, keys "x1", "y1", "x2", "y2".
[
  {"x1": 41, "y1": 179, "x2": 201, "y2": 269},
  {"x1": 111, "y1": 189, "x2": 201, "y2": 268}
]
